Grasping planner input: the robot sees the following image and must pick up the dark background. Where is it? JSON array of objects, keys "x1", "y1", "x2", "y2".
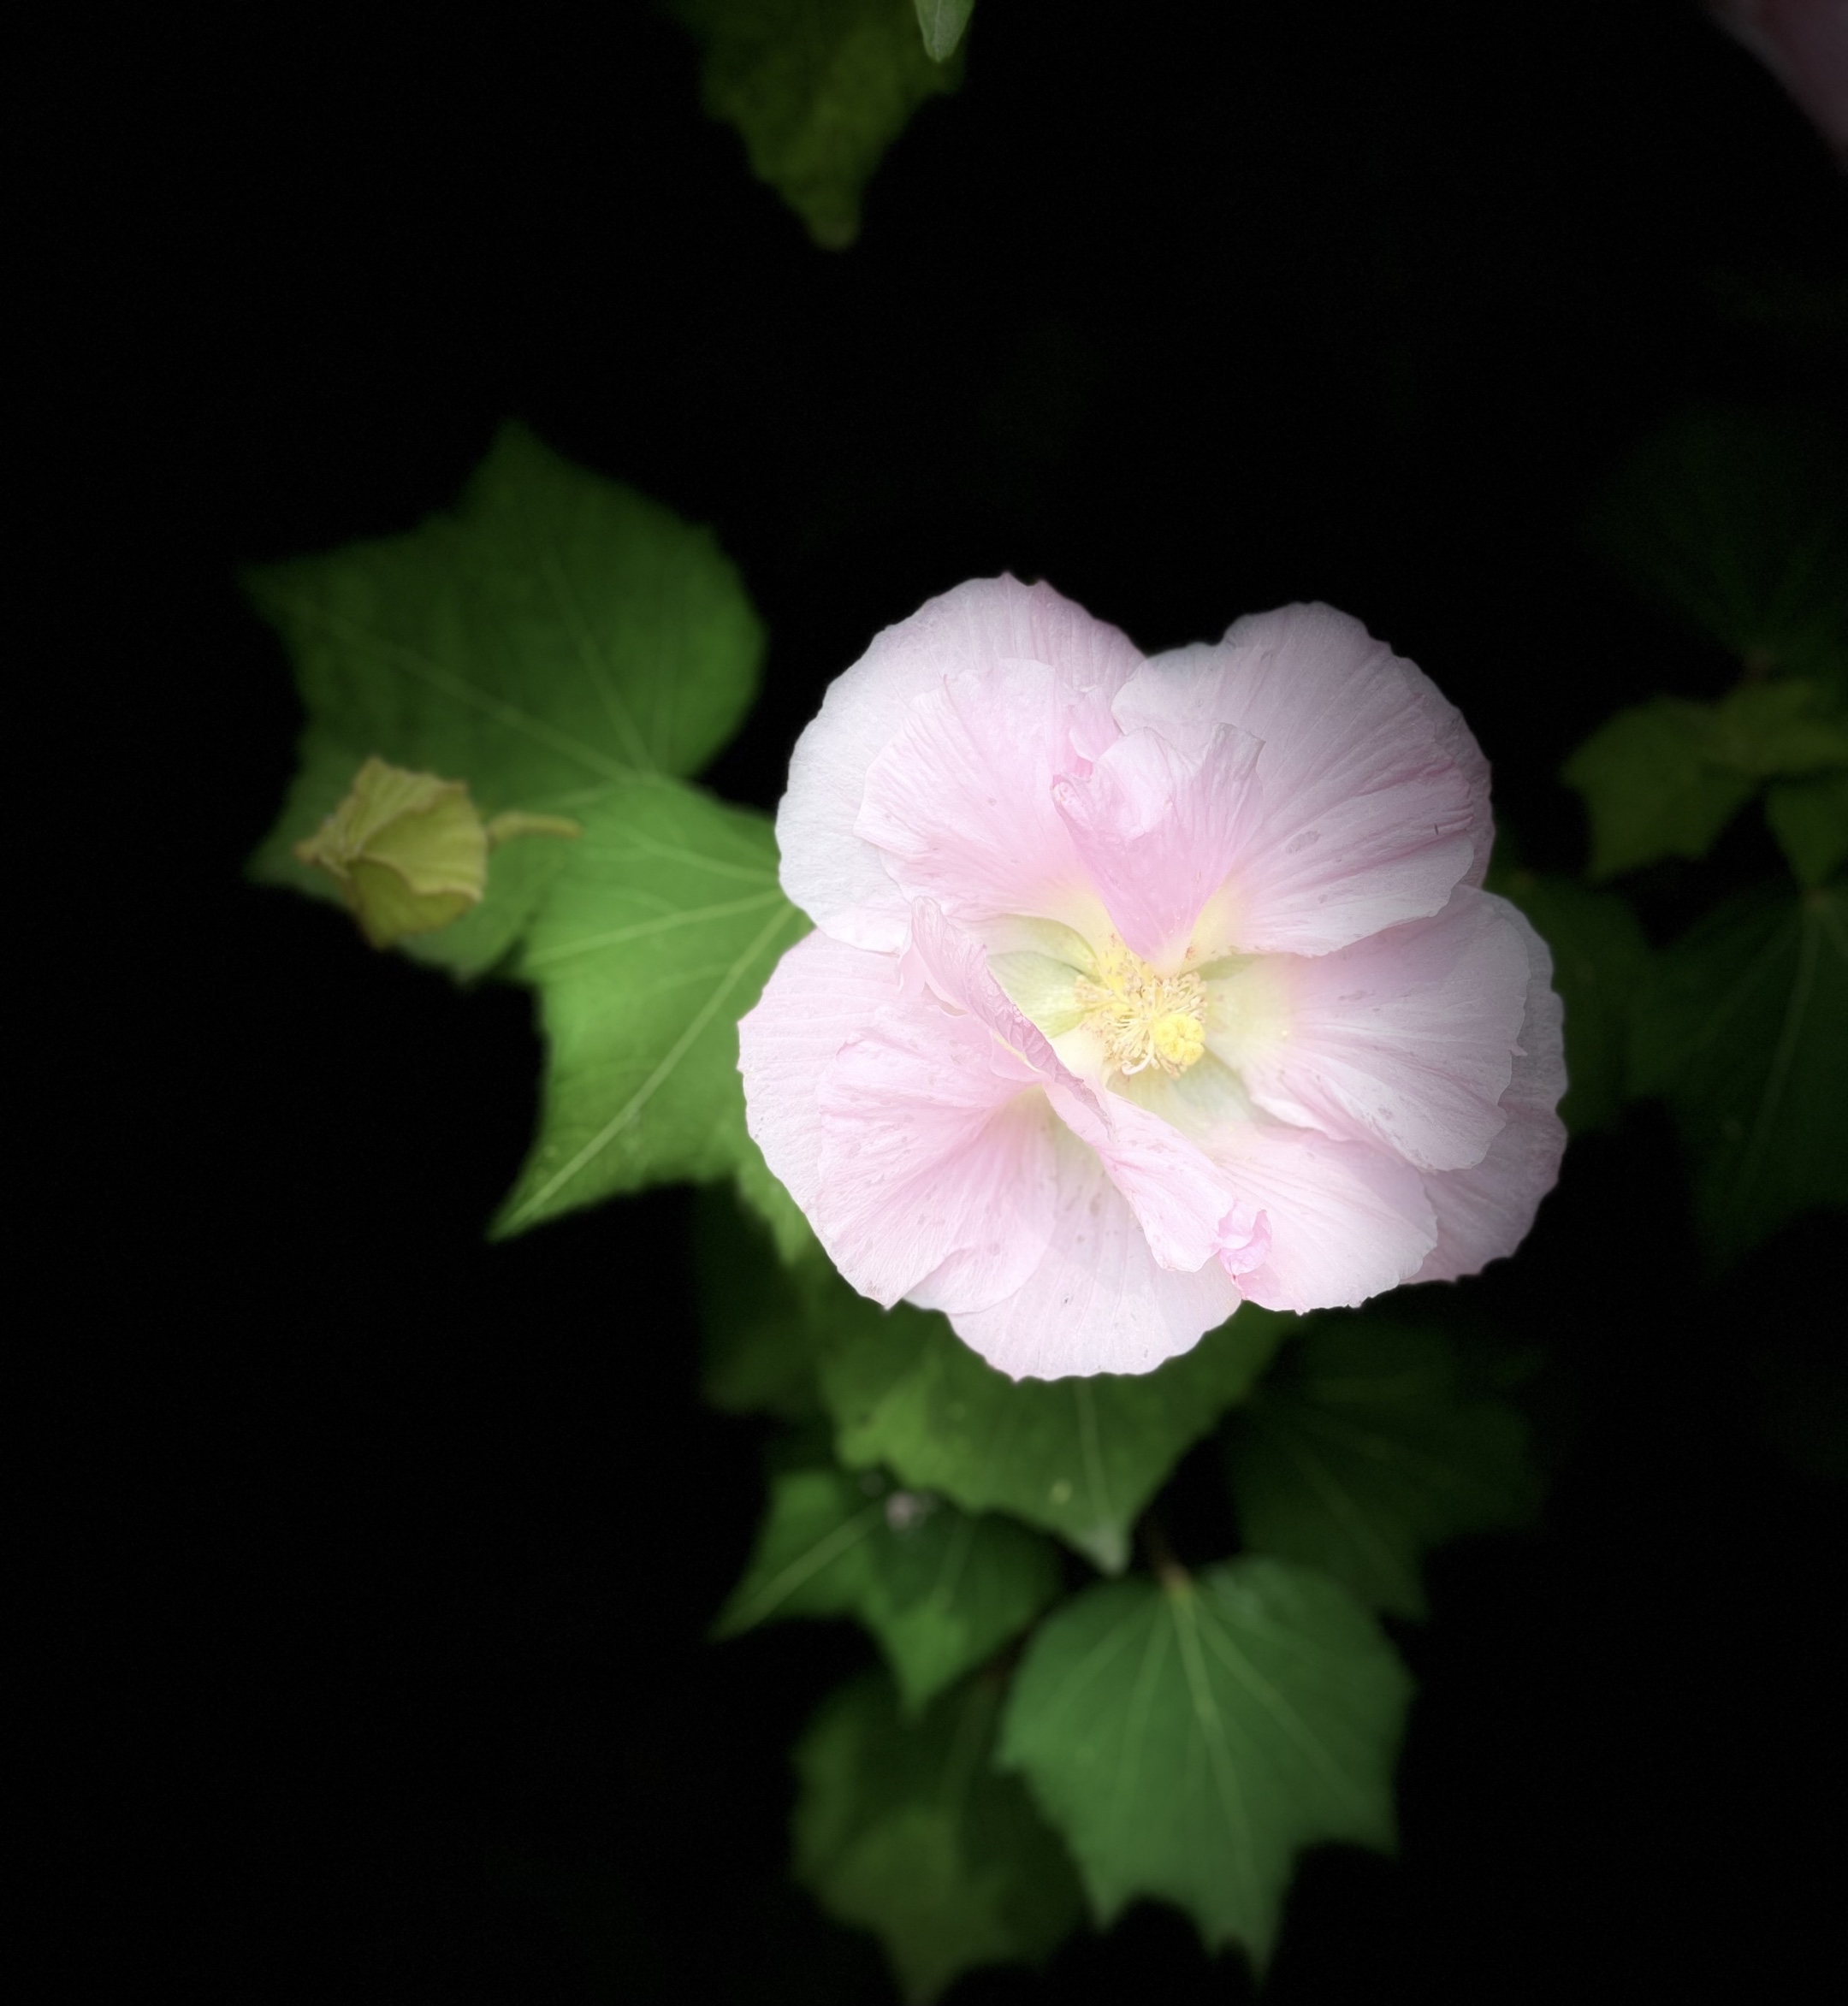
[{"x1": 24, "y1": 1, "x2": 1847, "y2": 1998}]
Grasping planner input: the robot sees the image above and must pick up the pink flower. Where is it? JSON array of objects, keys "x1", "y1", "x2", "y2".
[{"x1": 738, "y1": 580, "x2": 1565, "y2": 1381}]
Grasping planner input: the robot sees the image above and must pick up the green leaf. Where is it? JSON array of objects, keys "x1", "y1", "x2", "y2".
[
  {"x1": 696, "y1": 1188, "x2": 1288, "y2": 1570},
  {"x1": 808, "y1": 1275, "x2": 1288, "y2": 1574},
  {"x1": 1588, "y1": 407, "x2": 1848, "y2": 685},
  {"x1": 1707, "y1": 679, "x2": 1848, "y2": 777},
  {"x1": 494, "y1": 778, "x2": 807, "y2": 1235},
  {"x1": 716, "y1": 1456, "x2": 1063, "y2": 1713},
  {"x1": 1629, "y1": 885, "x2": 1848, "y2": 1264},
  {"x1": 249, "y1": 423, "x2": 763, "y2": 976},
  {"x1": 997, "y1": 1559, "x2": 1411, "y2": 1972},
  {"x1": 1561, "y1": 697, "x2": 1757, "y2": 879},
  {"x1": 1494, "y1": 869, "x2": 1651, "y2": 1133},
  {"x1": 1561, "y1": 678, "x2": 1848, "y2": 880},
  {"x1": 793, "y1": 1671, "x2": 1085, "y2": 2003},
  {"x1": 1226, "y1": 1317, "x2": 1542, "y2": 1619},
  {"x1": 693, "y1": 1188, "x2": 824, "y2": 1419},
  {"x1": 913, "y1": 0, "x2": 973, "y2": 63},
  {"x1": 672, "y1": 0, "x2": 962, "y2": 249},
  {"x1": 1766, "y1": 771, "x2": 1848, "y2": 888}
]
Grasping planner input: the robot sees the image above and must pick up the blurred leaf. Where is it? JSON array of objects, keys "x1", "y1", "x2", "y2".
[
  {"x1": 1561, "y1": 698, "x2": 1758, "y2": 879},
  {"x1": 1630, "y1": 885, "x2": 1848, "y2": 1265},
  {"x1": 1766, "y1": 771, "x2": 1848, "y2": 887},
  {"x1": 1495, "y1": 870, "x2": 1651, "y2": 1132},
  {"x1": 913, "y1": 0, "x2": 973, "y2": 62},
  {"x1": 494, "y1": 779, "x2": 807, "y2": 1235},
  {"x1": 693, "y1": 1188, "x2": 824, "y2": 1419},
  {"x1": 793, "y1": 1671, "x2": 1084, "y2": 2003},
  {"x1": 1709, "y1": 679, "x2": 1848, "y2": 774},
  {"x1": 998, "y1": 1559, "x2": 1410, "y2": 1972},
  {"x1": 672, "y1": 0, "x2": 962, "y2": 249},
  {"x1": 716, "y1": 1456, "x2": 1063, "y2": 1712},
  {"x1": 1562, "y1": 678, "x2": 1848, "y2": 879},
  {"x1": 249, "y1": 423, "x2": 763, "y2": 977},
  {"x1": 808, "y1": 1271, "x2": 1288, "y2": 1573},
  {"x1": 1226, "y1": 1317, "x2": 1541, "y2": 1619},
  {"x1": 1588, "y1": 407, "x2": 1848, "y2": 685}
]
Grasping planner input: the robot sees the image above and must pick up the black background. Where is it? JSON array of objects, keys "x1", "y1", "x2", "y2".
[{"x1": 24, "y1": 2, "x2": 1848, "y2": 1998}]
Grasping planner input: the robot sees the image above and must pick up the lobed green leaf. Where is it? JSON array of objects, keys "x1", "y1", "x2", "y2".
[
  {"x1": 1628, "y1": 885, "x2": 1848, "y2": 1265},
  {"x1": 494, "y1": 778, "x2": 807, "y2": 1235},
  {"x1": 997, "y1": 1558, "x2": 1411, "y2": 1972},
  {"x1": 716, "y1": 1455, "x2": 1063, "y2": 1713},
  {"x1": 249, "y1": 423, "x2": 763, "y2": 975},
  {"x1": 1226, "y1": 1317, "x2": 1542, "y2": 1619},
  {"x1": 793, "y1": 1671, "x2": 1084, "y2": 2003}
]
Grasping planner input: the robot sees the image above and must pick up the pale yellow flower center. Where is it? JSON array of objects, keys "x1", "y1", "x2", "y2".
[{"x1": 1073, "y1": 943, "x2": 1208, "y2": 1080}]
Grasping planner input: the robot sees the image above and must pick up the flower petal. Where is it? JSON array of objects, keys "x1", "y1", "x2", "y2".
[
  {"x1": 1413, "y1": 904, "x2": 1567, "y2": 1281},
  {"x1": 1114, "y1": 602, "x2": 1490, "y2": 956},
  {"x1": 737, "y1": 927, "x2": 905, "y2": 1217},
  {"x1": 817, "y1": 1015, "x2": 1061, "y2": 1311},
  {"x1": 1051, "y1": 722, "x2": 1263, "y2": 967},
  {"x1": 856, "y1": 663, "x2": 1118, "y2": 939},
  {"x1": 900, "y1": 891, "x2": 1069, "y2": 1075},
  {"x1": 1045, "y1": 1080, "x2": 1270, "y2": 1277},
  {"x1": 1227, "y1": 886, "x2": 1532, "y2": 1173},
  {"x1": 945, "y1": 1126, "x2": 1247, "y2": 1381},
  {"x1": 905, "y1": 899, "x2": 1265, "y2": 1279},
  {"x1": 1205, "y1": 1118, "x2": 1439, "y2": 1313},
  {"x1": 778, "y1": 577, "x2": 1143, "y2": 949}
]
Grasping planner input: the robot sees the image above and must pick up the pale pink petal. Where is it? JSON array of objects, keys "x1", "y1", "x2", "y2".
[
  {"x1": 737, "y1": 928, "x2": 905, "y2": 1216},
  {"x1": 1051, "y1": 723, "x2": 1263, "y2": 967},
  {"x1": 1045, "y1": 1080, "x2": 1270, "y2": 1277},
  {"x1": 901, "y1": 1094, "x2": 1066, "y2": 1317},
  {"x1": 777, "y1": 577, "x2": 1144, "y2": 949},
  {"x1": 901, "y1": 892, "x2": 1069, "y2": 1074},
  {"x1": 904, "y1": 900, "x2": 1264, "y2": 1279},
  {"x1": 814, "y1": 1000, "x2": 1059, "y2": 1311},
  {"x1": 946, "y1": 1126, "x2": 1247, "y2": 1381},
  {"x1": 1112, "y1": 603, "x2": 1490, "y2": 955},
  {"x1": 1205, "y1": 1121, "x2": 1438, "y2": 1313},
  {"x1": 1413, "y1": 905, "x2": 1567, "y2": 1282},
  {"x1": 1232, "y1": 887, "x2": 1532, "y2": 1174},
  {"x1": 856, "y1": 664, "x2": 1116, "y2": 938}
]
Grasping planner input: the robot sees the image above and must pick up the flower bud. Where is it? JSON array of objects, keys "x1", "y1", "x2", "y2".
[{"x1": 294, "y1": 757, "x2": 578, "y2": 948}]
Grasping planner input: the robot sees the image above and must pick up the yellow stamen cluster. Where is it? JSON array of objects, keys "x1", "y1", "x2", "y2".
[{"x1": 1074, "y1": 944, "x2": 1208, "y2": 1079}]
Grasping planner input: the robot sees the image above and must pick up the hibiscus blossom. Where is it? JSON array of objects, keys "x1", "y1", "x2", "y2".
[{"x1": 738, "y1": 578, "x2": 1565, "y2": 1380}]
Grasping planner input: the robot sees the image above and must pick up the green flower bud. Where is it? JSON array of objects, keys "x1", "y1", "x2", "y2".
[{"x1": 294, "y1": 757, "x2": 578, "y2": 948}]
